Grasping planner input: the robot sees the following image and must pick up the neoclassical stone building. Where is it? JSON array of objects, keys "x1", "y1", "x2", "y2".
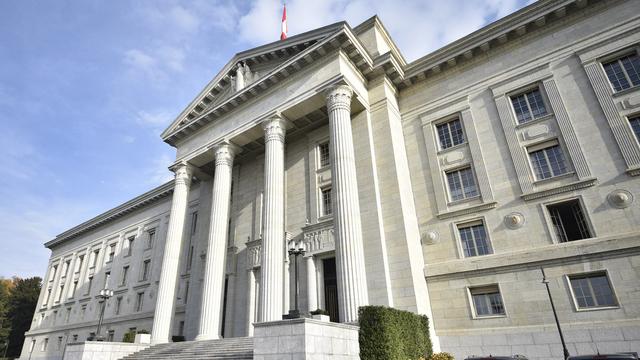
[{"x1": 21, "y1": 0, "x2": 640, "y2": 359}]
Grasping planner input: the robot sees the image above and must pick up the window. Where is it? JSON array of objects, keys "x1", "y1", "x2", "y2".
[
  {"x1": 107, "y1": 330, "x2": 115, "y2": 342},
  {"x1": 320, "y1": 187, "x2": 332, "y2": 216},
  {"x1": 103, "y1": 271, "x2": 111, "y2": 289},
  {"x1": 602, "y1": 52, "x2": 640, "y2": 92},
  {"x1": 52, "y1": 310, "x2": 58, "y2": 325},
  {"x1": 629, "y1": 115, "x2": 640, "y2": 141},
  {"x1": 69, "y1": 281, "x2": 78, "y2": 299},
  {"x1": 115, "y1": 296, "x2": 123, "y2": 315},
  {"x1": 75, "y1": 255, "x2": 84, "y2": 274},
  {"x1": 184, "y1": 281, "x2": 190, "y2": 303},
  {"x1": 179, "y1": 321, "x2": 185, "y2": 336},
  {"x1": 547, "y1": 199, "x2": 592, "y2": 242},
  {"x1": 57, "y1": 336, "x2": 63, "y2": 350},
  {"x1": 65, "y1": 307, "x2": 71, "y2": 323},
  {"x1": 458, "y1": 221, "x2": 492, "y2": 257},
  {"x1": 141, "y1": 260, "x2": 151, "y2": 281},
  {"x1": 62, "y1": 260, "x2": 71, "y2": 278},
  {"x1": 126, "y1": 236, "x2": 135, "y2": 256},
  {"x1": 187, "y1": 213, "x2": 198, "y2": 271},
  {"x1": 318, "y1": 142, "x2": 330, "y2": 167},
  {"x1": 569, "y1": 272, "x2": 617, "y2": 309},
  {"x1": 528, "y1": 142, "x2": 568, "y2": 180},
  {"x1": 436, "y1": 117, "x2": 465, "y2": 149},
  {"x1": 121, "y1": 266, "x2": 129, "y2": 286},
  {"x1": 135, "y1": 292, "x2": 144, "y2": 312},
  {"x1": 42, "y1": 338, "x2": 48, "y2": 351},
  {"x1": 469, "y1": 285, "x2": 505, "y2": 317},
  {"x1": 81, "y1": 305, "x2": 87, "y2": 320},
  {"x1": 72, "y1": 334, "x2": 78, "y2": 342},
  {"x1": 43, "y1": 288, "x2": 51, "y2": 306},
  {"x1": 510, "y1": 87, "x2": 548, "y2": 124},
  {"x1": 446, "y1": 167, "x2": 478, "y2": 201},
  {"x1": 91, "y1": 250, "x2": 100, "y2": 268},
  {"x1": 146, "y1": 230, "x2": 156, "y2": 249},
  {"x1": 106, "y1": 244, "x2": 116, "y2": 263},
  {"x1": 49, "y1": 265, "x2": 58, "y2": 283},
  {"x1": 56, "y1": 284, "x2": 64, "y2": 302},
  {"x1": 86, "y1": 276, "x2": 93, "y2": 295}
]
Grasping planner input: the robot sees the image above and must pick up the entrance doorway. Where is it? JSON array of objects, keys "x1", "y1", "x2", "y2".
[{"x1": 322, "y1": 258, "x2": 339, "y2": 322}]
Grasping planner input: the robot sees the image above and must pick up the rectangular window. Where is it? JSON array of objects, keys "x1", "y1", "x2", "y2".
[
  {"x1": 57, "y1": 336, "x2": 63, "y2": 350},
  {"x1": 547, "y1": 199, "x2": 592, "y2": 242},
  {"x1": 569, "y1": 272, "x2": 617, "y2": 309},
  {"x1": 56, "y1": 285, "x2": 64, "y2": 303},
  {"x1": 86, "y1": 276, "x2": 93, "y2": 295},
  {"x1": 106, "y1": 244, "x2": 116, "y2": 263},
  {"x1": 126, "y1": 237, "x2": 135, "y2": 256},
  {"x1": 69, "y1": 281, "x2": 78, "y2": 299},
  {"x1": 65, "y1": 307, "x2": 71, "y2": 323},
  {"x1": 81, "y1": 305, "x2": 87, "y2": 320},
  {"x1": 458, "y1": 221, "x2": 491, "y2": 257},
  {"x1": 75, "y1": 255, "x2": 84, "y2": 274},
  {"x1": 72, "y1": 334, "x2": 78, "y2": 342},
  {"x1": 629, "y1": 115, "x2": 640, "y2": 141},
  {"x1": 436, "y1": 117, "x2": 465, "y2": 149},
  {"x1": 146, "y1": 230, "x2": 156, "y2": 249},
  {"x1": 49, "y1": 265, "x2": 58, "y2": 283},
  {"x1": 528, "y1": 142, "x2": 568, "y2": 180},
  {"x1": 510, "y1": 87, "x2": 548, "y2": 124},
  {"x1": 121, "y1": 266, "x2": 129, "y2": 286},
  {"x1": 446, "y1": 167, "x2": 478, "y2": 201},
  {"x1": 115, "y1": 296, "x2": 122, "y2": 315},
  {"x1": 470, "y1": 285, "x2": 505, "y2": 317},
  {"x1": 135, "y1": 292, "x2": 144, "y2": 312},
  {"x1": 107, "y1": 330, "x2": 115, "y2": 342},
  {"x1": 43, "y1": 288, "x2": 52, "y2": 306},
  {"x1": 320, "y1": 187, "x2": 332, "y2": 216},
  {"x1": 91, "y1": 250, "x2": 100, "y2": 268},
  {"x1": 184, "y1": 281, "x2": 190, "y2": 303},
  {"x1": 318, "y1": 142, "x2": 330, "y2": 168},
  {"x1": 603, "y1": 52, "x2": 640, "y2": 92},
  {"x1": 141, "y1": 260, "x2": 151, "y2": 281},
  {"x1": 62, "y1": 260, "x2": 71, "y2": 278},
  {"x1": 42, "y1": 338, "x2": 48, "y2": 351},
  {"x1": 103, "y1": 271, "x2": 111, "y2": 289}
]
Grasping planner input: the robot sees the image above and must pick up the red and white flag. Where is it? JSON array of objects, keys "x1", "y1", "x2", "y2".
[{"x1": 280, "y1": 4, "x2": 287, "y2": 40}]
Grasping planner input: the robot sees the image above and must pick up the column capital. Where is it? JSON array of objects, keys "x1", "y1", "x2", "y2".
[
  {"x1": 261, "y1": 115, "x2": 287, "y2": 143},
  {"x1": 171, "y1": 162, "x2": 193, "y2": 187},
  {"x1": 213, "y1": 143, "x2": 238, "y2": 167},
  {"x1": 325, "y1": 84, "x2": 353, "y2": 112}
]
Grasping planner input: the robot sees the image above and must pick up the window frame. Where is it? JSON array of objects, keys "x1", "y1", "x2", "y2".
[
  {"x1": 526, "y1": 139, "x2": 572, "y2": 182},
  {"x1": 140, "y1": 259, "x2": 151, "y2": 282},
  {"x1": 466, "y1": 284, "x2": 507, "y2": 319},
  {"x1": 508, "y1": 84, "x2": 552, "y2": 125},
  {"x1": 600, "y1": 48, "x2": 640, "y2": 94},
  {"x1": 444, "y1": 165, "x2": 480, "y2": 203},
  {"x1": 146, "y1": 229, "x2": 156, "y2": 250},
  {"x1": 542, "y1": 196, "x2": 595, "y2": 244},
  {"x1": 434, "y1": 115, "x2": 467, "y2": 151},
  {"x1": 317, "y1": 141, "x2": 331, "y2": 169},
  {"x1": 627, "y1": 114, "x2": 640, "y2": 144},
  {"x1": 454, "y1": 218, "x2": 493, "y2": 258},
  {"x1": 565, "y1": 270, "x2": 619, "y2": 312},
  {"x1": 318, "y1": 186, "x2": 332, "y2": 218},
  {"x1": 135, "y1": 292, "x2": 144, "y2": 312}
]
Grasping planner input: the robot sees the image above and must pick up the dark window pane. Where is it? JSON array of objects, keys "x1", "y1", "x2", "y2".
[{"x1": 604, "y1": 60, "x2": 631, "y2": 92}]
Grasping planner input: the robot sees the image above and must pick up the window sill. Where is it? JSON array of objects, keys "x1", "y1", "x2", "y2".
[
  {"x1": 447, "y1": 195, "x2": 481, "y2": 206},
  {"x1": 574, "y1": 305, "x2": 619, "y2": 312},
  {"x1": 515, "y1": 113, "x2": 555, "y2": 129},
  {"x1": 437, "y1": 201, "x2": 497, "y2": 220},
  {"x1": 532, "y1": 171, "x2": 575, "y2": 185},
  {"x1": 316, "y1": 165, "x2": 331, "y2": 173},
  {"x1": 471, "y1": 314, "x2": 507, "y2": 320},
  {"x1": 611, "y1": 85, "x2": 640, "y2": 98},
  {"x1": 317, "y1": 214, "x2": 333, "y2": 222},
  {"x1": 522, "y1": 177, "x2": 597, "y2": 201},
  {"x1": 437, "y1": 142, "x2": 467, "y2": 155}
]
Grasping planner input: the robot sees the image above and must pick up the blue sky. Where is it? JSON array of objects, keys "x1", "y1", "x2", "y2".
[{"x1": 0, "y1": 0, "x2": 530, "y2": 279}]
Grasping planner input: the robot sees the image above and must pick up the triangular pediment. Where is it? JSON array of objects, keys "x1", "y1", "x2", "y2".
[{"x1": 161, "y1": 22, "x2": 348, "y2": 141}]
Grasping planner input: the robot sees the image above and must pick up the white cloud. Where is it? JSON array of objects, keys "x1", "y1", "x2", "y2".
[
  {"x1": 136, "y1": 109, "x2": 173, "y2": 127},
  {"x1": 146, "y1": 153, "x2": 175, "y2": 186},
  {"x1": 237, "y1": 0, "x2": 527, "y2": 61},
  {"x1": 123, "y1": 46, "x2": 186, "y2": 82}
]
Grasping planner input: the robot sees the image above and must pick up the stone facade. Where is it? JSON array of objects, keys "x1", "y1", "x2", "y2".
[{"x1": 20, "y1": 1, "x2": 640, "y2": 359}]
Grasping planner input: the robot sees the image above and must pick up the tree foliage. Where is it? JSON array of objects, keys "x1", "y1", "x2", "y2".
[{"x1": 3, "y1": 277, "x2": 41, "y2": 358}]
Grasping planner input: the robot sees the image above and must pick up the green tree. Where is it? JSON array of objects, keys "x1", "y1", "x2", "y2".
[
  {"x1": 0, "y1": 277, "x2": 14, "y2": 357},
  {"x1": 5, "y1": 277, "x2": 41, "y2": 358}
]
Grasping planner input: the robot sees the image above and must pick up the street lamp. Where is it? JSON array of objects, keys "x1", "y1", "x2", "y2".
[
  {"x1": 88, "y1": 288, "x2": 114, "y2": 341},
  {"x1": 541, "y1": 268, "x2": 570, "y2": 360},
  {"x1": 285, "y1": 239, "x2": 305, "y2": 319}
]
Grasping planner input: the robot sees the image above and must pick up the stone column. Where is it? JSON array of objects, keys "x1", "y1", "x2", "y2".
[
  {"x1": 246, "y1": 269, "x2": 256, "y2": 336},
  {"x1": 196, "y1": 144, "x2": 236, "y2": 340},
  {"x1": 306, "y1": 256, "x2": 318, "y2": 312},
  {"x1": 317, "y1": 259, "x2": 325, "y2": 309},
  {"x1": 326, "y1": 84, "x2": 369, "y2": 323},
  {"x1": 258, "y1": 116, "x2": 287, "y2": 322},
  {"x1": 151, "y1": 163, "x2": 192, "y2": 344}
]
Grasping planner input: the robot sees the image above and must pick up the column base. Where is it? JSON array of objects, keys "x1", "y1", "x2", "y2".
[{"x1": 194, "y1": 333, "x2": 222, "y2": 341}]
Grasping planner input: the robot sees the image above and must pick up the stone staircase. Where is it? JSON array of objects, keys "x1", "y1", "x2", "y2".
[{"x1": 121, "y1": 337, "x2": 254, "y2": 360}]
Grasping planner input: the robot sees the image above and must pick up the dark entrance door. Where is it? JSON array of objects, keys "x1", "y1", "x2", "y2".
[{"x1": 323, "y1": 258, "x2": 339, "y2": 322}]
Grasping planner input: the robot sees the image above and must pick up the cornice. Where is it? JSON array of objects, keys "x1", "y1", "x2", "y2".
[{"x1": 45, "y1": 181, "x2": 175, "y2": 249}]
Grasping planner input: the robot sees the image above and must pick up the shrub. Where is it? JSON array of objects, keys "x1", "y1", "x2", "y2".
[
  {"x1": 137, "y1": 329, "x2": 149, "y2": 334},
  {"x1": 122, "y1": 331, "x2": 136, "y2": 343},
  {"x1": 430, "y1": 352, "x2": 455, "y2": 360},
  {"x1": 359, "y1": 306, "x2": 432, "y2": 360},
  {"x1": 310, "y1": 308, "x2": 329, "y2": 316}
]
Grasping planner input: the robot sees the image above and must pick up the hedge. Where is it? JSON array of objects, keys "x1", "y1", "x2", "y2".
[{"x1": 359, "y1": 306, "x2": 432, "y2": 360}]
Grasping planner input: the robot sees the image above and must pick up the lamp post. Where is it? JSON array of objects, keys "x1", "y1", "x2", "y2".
[
  {"x1": 541, "y1": 268, "x2": 570, "y2": 360},
  {"x1": 285, "y1": 239, "x2": 305, "y2": 319},
  {"x1": 88, "y1": 288, "x2": 114, "y2": 341}
]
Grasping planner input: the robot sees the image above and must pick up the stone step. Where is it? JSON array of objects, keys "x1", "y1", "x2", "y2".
[{"x1": 121, "y1": 337, "x2": 254, "y2": 360}]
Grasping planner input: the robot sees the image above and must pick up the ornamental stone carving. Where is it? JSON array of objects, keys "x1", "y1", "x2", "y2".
[
  {"x1": 246, "y1": 240, "x2": 262, "y2": 269},
  {"x1": 173, "y1": 163, "x2": 193, "y2": 187},
  {"x1": 504, "y1": 212, "x2": 525, "y2": 229},
  {"x1": 262, "y1": 116, "x2": 287, "y2": 143},
  {"x1": 607, "y1": 189, "x2": 633, "y2": 209},
  {"x1": 213, "y1": 143, "x2": 236, "y2": 167},
  {"x1": 523, "y1": 124, "x2": 550, "y2": 140},
  {"x1": 421, "y1": 231, "x2": 439, "y2": 245},
  {"x1": 303, "y1": 224, "x2": 335, "y2": 255},
  {"x1": 325, "y1": 85, "x2": 353, "y2": 112}
]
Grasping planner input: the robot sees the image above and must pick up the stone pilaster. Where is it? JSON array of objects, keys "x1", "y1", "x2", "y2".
[
  {"x1": 196, "y1": 144, "x2": 236, "y2": 340},
  {"x1": 326, "y1": 84, "x2": 369, "y2": 323},
  {"x1": 246, "y1": 269, "x2": 256, "y2": 336},
  {"x1": 151, "y1": 163, "x2": 192, "y2": 344},
  {"x1": 258, "y1": 116, "x2": 286, "y2": 322},
  {"x1": 306, "y1": 256, "x2": 318, "y2": 312}
]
